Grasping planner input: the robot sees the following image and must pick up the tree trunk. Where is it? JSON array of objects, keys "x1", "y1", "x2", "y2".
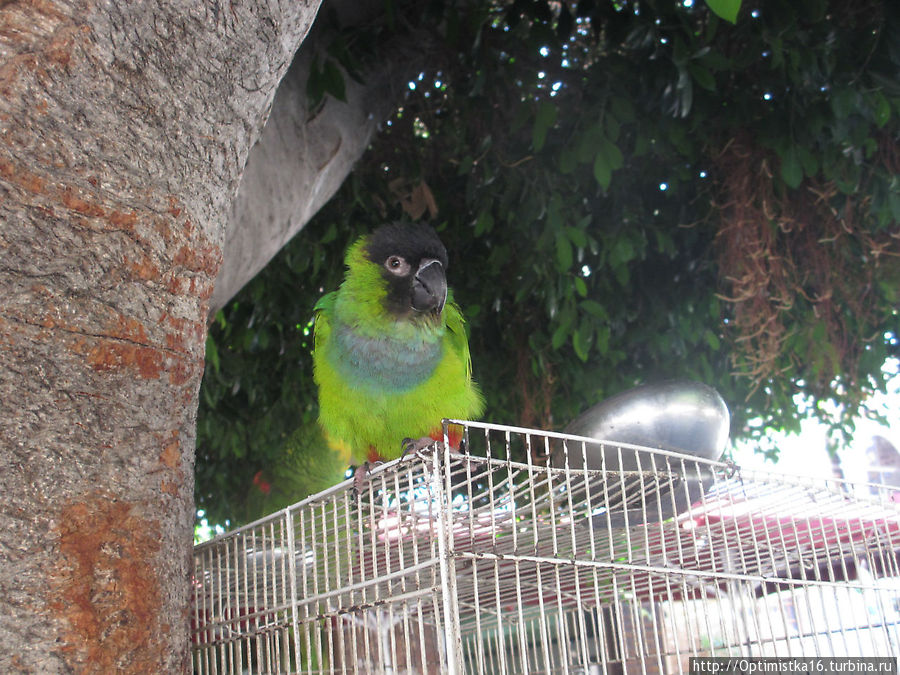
[{"x1": 0, "y1": 1, "x2": 320, "y2": 672}]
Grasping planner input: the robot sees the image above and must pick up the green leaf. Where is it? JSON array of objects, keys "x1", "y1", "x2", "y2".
[
  {"x1": 322, "y1": 60, "x2": 346, "y2": 102},
  {"x1": 798, "y1": 147, "x2": 818, "y2": 177},
  {"x1": 565, "y1": 226, "x2": 588, "y2": 248},
  {"x1": 593, "y1": 152, "x2": 612, "y2": 189},
  {"x1": 633, "y1": 133, "x2": 651, "y2": 157},
  {"x1": 474, "y1": 210, "x2": 494, "y2": 236},
  {"x1": 552, "y1": 303, "x2": 576, "y2": 350},
  {"x1": 556, "y1": 231, "x2": 573, "y2": 271},
  {"x1": 601, "y1": 138, "x2": 624, "y2": 170},
  {"x1": 688, "y1": 63, "x2": 716, "y2": 92},
  {"x1": 306, "y1": 58, "x2": 326, "y2": 109},
  {"x1": 532, "y1": 101, "x2": 557, "y2": 151},
  {"x1": 610, "y1": 237, "x2": 635, "y2": 265},
  {"x1": 551, "y1": 322, "x2": 569, "y2": 350},
  {"x1": 705, "y1": 0, "x2": 741, "y2": 24},
  {"x1": 205, "y1": 335, "x2": 220, "y2": 375},
  {"x1": 574, "y1": 276, "x2": 588, "y2": 297},
  {"x1": 595, "y1": 325, "x2": 610, "y2": 355},
  {"x1": 320, "y1": 222, "x2": 338, "y2": 244},
  {"x1": 572, "y1": 324, "x2": 592, "y2": 362},
  {"x1": 604, "y1": 115, "x2": 621, "y2": 142},
  {"x1": 780, "y1": 146, "x2": 803, "y2": 188},
  {"x1": 873, "y1": 91, "x2": 891, "y2": 128},
  {"x1": 612, "y1": 261, "x2": 630, "y2": 286},
  {"x1": 655, "y1": 229, "x2": 676, "y2": 256},
  {"x1": 559, "y1": 148, "x2": 576, "y2": 174},
  {"x1": 830, "y1": 87, "x2": 854, "y2": 120},
  {"x1": 580, "y1": 300, "x2": 607, "y2": 320},
  {"x1": 547, "y1": 194, "x2": 563, "y2": 231},
  {"x1": 327, "y1": 35, "x2": 364, "y2": 84},
  {"x1": 577, "y1": 123, "x2": 605, "y2": 163},
  {"x1": 888, "y1": 190, "x2": 900, "y2": 223}
]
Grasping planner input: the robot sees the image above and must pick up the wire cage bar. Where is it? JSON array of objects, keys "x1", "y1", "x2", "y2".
[{"x1": 192, "y1": 419, "x2": 900, "y2": 673}]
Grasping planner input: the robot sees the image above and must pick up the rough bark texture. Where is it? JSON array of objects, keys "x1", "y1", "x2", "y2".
[
  {"x1": 211, "y1": 8, "x2": 421, "y2": 311},
  {"x1": 0, "y1": 1, "x2": 320, "y2": 672}
]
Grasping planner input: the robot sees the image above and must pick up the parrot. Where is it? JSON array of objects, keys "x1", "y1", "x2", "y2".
[
  {"x1": 312, "y1": 221, "x2": 484, "y2": 488},
  {"x1": 234, "y1": 223, "x2": 481, "y2": 672}
]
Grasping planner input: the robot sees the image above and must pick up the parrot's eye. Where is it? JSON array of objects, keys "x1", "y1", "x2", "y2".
[{"x1": 384, "y1": 255, "x2": 410, "y2": 276}]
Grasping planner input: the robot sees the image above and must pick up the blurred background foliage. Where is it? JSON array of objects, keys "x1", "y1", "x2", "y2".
[{"x1": 196, "y1": 0, "x2": 899, "y2": 526}]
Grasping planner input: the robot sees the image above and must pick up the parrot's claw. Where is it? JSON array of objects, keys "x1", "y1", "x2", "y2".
[
  {"x1": 350, "y1": 462, "x2": 374, "y2": 498},
  {"x1": 401, "y1": 436, "x2": 442, "y2": 459}
]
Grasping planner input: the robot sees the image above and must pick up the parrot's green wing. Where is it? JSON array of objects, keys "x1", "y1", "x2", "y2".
[
  {"x1": 312, "y1": 290, "x2": 336, "y2": 355},
  {"x1": 313, "y1": 290, "x2": 337, "y2": 315},
  {"x1": 444, "y1": 300, "x2": 474, "y2": 383}
]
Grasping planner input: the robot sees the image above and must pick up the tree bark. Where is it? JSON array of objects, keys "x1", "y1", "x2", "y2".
[{"x1": 0, "y1": 1, "x2": 320, "y2": 672}]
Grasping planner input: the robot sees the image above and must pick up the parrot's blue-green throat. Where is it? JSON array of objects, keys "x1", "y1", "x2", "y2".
[{"x1": 327, "y1": 319, "x2": 444, "y2": 391}]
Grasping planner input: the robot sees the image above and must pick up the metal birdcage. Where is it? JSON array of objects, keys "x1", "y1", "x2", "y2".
[{"x1": 191, "y1": 419, "x2": 900, "y2": 674}]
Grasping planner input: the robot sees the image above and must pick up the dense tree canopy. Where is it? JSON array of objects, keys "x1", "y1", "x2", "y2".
[{"x1": 197, "y1": 0, "x2": 899, "y2": 526}]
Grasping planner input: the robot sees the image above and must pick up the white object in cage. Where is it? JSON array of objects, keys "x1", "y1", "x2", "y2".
[{"x1": 192, "y1": 420, "x2": 900, "y2": 674}]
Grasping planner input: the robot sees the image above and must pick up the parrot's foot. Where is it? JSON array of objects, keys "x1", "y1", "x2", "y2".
[
  {"x1": 350, "y1": 461, "x2": 380, "y2": 497},
  {"x1": 401, "y1": 436, "x2": 442, "y2": 459}
]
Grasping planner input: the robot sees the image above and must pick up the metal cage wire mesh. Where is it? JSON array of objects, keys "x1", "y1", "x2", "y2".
[{"x1": 192, "y1": 419, "x2": 900, "y2": 674}]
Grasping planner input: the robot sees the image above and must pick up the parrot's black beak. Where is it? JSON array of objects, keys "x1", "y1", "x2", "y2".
[{"x1": 411, "y1": 259, "x2": 447, "y2": 314}]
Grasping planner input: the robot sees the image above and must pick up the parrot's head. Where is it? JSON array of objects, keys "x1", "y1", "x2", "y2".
[{"x1": 350, "y1": 222, "x2": 450, "y2": 321}]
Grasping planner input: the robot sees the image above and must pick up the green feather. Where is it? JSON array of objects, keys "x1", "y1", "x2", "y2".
[{"x1": 245, "y1": 424, "x2": 350, "y2": 519}]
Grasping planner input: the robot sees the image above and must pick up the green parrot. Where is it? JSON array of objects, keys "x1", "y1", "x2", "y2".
[
  {"x1": 312, "y1": 222, "x2": 484, "y2": 481},
  {"x1": 234, "y1": 224, "x2": 481, "y2": 671}
]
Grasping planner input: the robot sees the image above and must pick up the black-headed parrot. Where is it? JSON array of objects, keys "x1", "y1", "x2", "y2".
[{"x1": 312, "y1": 222, "x2": 484, "y2": 484}]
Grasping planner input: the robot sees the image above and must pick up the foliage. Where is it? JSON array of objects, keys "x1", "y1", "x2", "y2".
[
  {"x1": 196, "y1": 230, "x2": 344, "y2": 523},
  {"x1": 196, "y1": 0, "x2": 899, "y2": 526}
]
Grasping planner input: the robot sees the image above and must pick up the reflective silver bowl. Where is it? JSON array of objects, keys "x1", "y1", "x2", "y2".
[{"x1": 550, "y1": 380, "x2": 730, "y2": 528}]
